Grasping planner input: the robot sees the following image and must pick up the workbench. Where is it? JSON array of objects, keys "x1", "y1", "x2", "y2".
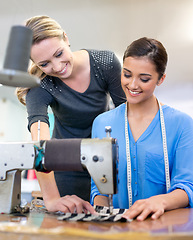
[{"x1": 0, "y1": 208, "x2": 193, "y2": 240}]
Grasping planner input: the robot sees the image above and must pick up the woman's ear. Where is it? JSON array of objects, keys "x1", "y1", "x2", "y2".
[
  {"x1": 63, "y1": 32, "x2": 70, "y2": 47},
  {"x1": 157, "y1": 73, "x2": 166, "y2": 86}
]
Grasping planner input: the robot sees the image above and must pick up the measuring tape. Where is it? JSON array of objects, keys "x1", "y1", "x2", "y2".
[{"x1": 125, "y1": 99, "x2": 170, "y2": 208}]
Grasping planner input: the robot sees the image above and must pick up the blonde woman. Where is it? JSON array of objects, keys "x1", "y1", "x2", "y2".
[{"x1": 17, "y1": 15, "x2": 125, "y2": 213}]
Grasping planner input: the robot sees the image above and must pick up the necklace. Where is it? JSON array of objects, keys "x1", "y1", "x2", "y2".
[{"x1": 124, "y1": 99, "x2": 170, "y2": 208}]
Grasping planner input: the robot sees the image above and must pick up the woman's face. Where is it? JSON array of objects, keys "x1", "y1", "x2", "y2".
[
  {"x1": 121, "y1": 56, "x2": 165, "y2": 104},
  {"x1": 31, "y1": 37, "x2": 73, "y2": 80}
]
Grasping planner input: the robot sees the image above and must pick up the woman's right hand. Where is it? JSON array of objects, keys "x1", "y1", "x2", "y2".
[{"x1": 44, "y1": 195, "x2": 96, "y2": 214}]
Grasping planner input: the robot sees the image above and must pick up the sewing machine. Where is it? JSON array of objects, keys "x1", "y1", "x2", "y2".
[
  {"x1": 0, "y1": 137, "x2": 118, "y2": 213},
  {"x1": 0, "y1": 25, "x2": 118, "y2": 214}
]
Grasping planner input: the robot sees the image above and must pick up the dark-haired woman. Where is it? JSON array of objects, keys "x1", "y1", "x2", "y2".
[{"x1": 91, "y1": 37, "x2": 193, "y2": 221}]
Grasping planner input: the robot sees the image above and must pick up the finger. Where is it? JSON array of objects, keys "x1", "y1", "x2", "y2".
[
  {"x1": 82, "y1": 201, "x2": 96, "y2": 214},
  {"x1": 57, "y1": 204, "x2": 71, "y2": 213},
  {"x1": 136, "y1": 208, "x2": 153, "y2": 221},
  {"x1": 151, "y1": 209, "x2": 164, "y2": 220},
  {"x1": 74, "y1": 201, "x2": 84, "y2": 214},
  {"x1": 124, "y1": 202, "x2": 147, "y2": 220},
  {"x1": 60, "y1": 197, "x2": 77, "y2": 213},
  {"x1": 122, "y1": 208, "x2": 141, "y2": 220},
  {"x1": 69, "y1": 195, "x2": 96, "y2": 214},
  {"x1": 61, "y1": 195, "x2": 88, "y2": 214},
  {"x1": 66, "y1": 195, "x2": 86, "y2": 213}
]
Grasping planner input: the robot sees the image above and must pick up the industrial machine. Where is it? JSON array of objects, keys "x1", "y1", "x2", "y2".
[
  {"x1": 0, "y1": 25, "x2": 118, "y2": 214},
  {"x1": 0, "y1": 137, "x2": 118, "y2": 213}
]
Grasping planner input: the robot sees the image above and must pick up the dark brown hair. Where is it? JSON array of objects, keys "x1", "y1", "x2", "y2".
[{"x1": 123, "y1": 37, "x2": 168, "y2": 79}]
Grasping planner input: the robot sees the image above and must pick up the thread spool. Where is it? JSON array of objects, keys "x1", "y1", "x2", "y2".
[{"x1": 3, "y1": 25, "x2": 33, "y2": 72}]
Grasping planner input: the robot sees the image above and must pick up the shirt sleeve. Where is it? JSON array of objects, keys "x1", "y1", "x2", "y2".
[
  {"x1": 103, "y1": 52, "x2": 126, "y2": 107},
  {"x1": 26, "y1": 87, "x2": 53, "y2": 131},
  {"x1": 90, "y1": 116, "x2": 108, "y2": 205},
  {"x1": 168, "y1": 114, "x2": 193, "y2": 207}
]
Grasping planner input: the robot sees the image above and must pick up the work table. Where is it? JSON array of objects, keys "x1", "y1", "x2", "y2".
[{"x1": 0, "y1": 208, "x2": 193, "y2": 239}]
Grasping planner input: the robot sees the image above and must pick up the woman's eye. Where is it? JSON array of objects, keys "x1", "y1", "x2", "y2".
[
  {"x1": 140, "y1": 78, "x2": 150, "y2": 83},
  {"x1": 40, "y1": 62, "x2": 48, "y2": 67},
  {"x1": 124, "y1": 73, "x2": 131, "y2": 78},
  {"x1": 56, "y1": 51, "x2": 63, "y2": 57}
]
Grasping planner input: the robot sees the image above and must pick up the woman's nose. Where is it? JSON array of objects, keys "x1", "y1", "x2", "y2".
[
  {"x1": 52, "y1": 61, "x2": 61, "y2": 72},
  {"x1": 129, "y1": 77, "x2": 138, "y2": 89}
]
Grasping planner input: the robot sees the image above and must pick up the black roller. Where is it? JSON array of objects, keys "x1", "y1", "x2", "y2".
[{"x1": 44, "y1": 139, "x2": 84, "y2": 172}]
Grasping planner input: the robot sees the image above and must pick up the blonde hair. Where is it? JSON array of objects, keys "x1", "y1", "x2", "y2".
[{"x1": 17, "y1": 15, "x2": 66, "y2": 105}]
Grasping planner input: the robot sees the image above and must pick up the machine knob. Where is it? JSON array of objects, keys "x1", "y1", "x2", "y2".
[
  {"x1": 92, "y1": 155, "x2": 99, "y2": 162},
  {"x1": 100, "y1": 175, "x2": 107, "y2": 183},
  {"x1": 105, "y1": 126, "x2": 112, "y2": 138}
]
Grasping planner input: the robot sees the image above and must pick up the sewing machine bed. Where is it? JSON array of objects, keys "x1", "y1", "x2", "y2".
[{"x1": 0, "y1": 208, "x2": 193, "y2": 240}]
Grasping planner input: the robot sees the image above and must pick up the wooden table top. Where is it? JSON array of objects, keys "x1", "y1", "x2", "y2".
[{"x1": 0, "y1": 208, "x2": 193, "y2": 240}]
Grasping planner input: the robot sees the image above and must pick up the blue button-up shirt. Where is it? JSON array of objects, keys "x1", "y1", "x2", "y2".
[{"x1": 91, "y1": 103, "x2": 193, "y2": 208}]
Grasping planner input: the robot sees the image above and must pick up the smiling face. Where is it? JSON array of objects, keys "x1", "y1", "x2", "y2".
[
  {"x1": 31, "y1": 37, "x2": 73, "y2": 80},
  {"x1": 121, "y1": 56, "x2": 165, "y2": 104}
]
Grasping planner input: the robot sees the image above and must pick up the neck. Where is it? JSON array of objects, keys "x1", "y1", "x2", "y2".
[
  {"x1": 127, "y1": 95, "x2": 159, "y2": 118},
  {"x1": 70, "y1": 50, "x2": 88, "y2": 79}
]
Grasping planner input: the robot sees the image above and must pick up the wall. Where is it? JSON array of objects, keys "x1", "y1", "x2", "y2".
[
  {"x1": 0, "y1": 0, "x2": 193, "y2": 140},
  {"x1": 0, "y1": 96, "x2": 30, "y2": 141}
]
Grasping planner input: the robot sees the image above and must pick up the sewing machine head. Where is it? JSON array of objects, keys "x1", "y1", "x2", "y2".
[{"x1": 0, "y1": 138, "x2": 118, "y2": 213}]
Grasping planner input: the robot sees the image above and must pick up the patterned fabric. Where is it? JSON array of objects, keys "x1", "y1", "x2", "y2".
[
  {"x1": 57, "y1": 206, "x2": 131, "y2": 222},
  {"x1": 30, "y1": 200, "x2": 131, "y2": 222}
]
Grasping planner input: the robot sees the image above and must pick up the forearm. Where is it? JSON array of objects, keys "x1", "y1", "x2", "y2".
[
  {"x1": 36, "y1": 171, "x2": 60, "y2": 207},
  {"x1": 94, "y1": 195, "x2": 109, "y2": 207},
  {"x1": 31, "y1": 121, "x2": 60, "y2": 206},
  {"x1": 160, "y1": 189, "x2": 189, "y2": 211}
]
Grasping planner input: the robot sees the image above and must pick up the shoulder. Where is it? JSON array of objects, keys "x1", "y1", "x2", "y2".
[
  {"x1": 163, "y1": 105, "x2": 193, "y2": 129},
  {"x1": 93, "y1": 103, "x2": 126, "y2": 125},
  {"x1": 92, "y1": 103, "x2": 126, "y2": 138},
  {"x1": 86, "y1": 49, "x2": 120, "y2": 70},
  {"x1": 27, "y1": 86, "x2": 45, "y2": 98},
  {"x1": 40, "y1": 76, "x2": 55, "y2": 89},
  {"x1": 26, "y1": 76, "x2": 54, "y2": 102},
  {"x1": 164, "y1": 105, "x2": 193, "y2": 121}
]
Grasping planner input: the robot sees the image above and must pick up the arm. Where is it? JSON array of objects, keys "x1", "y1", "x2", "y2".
[
  {"x1": 90, "y1": 176, "x2": 108, "y2": 206},
  {"x1": 123, "y1": 112, "x2": 193, "y2": 221},
  {"x1": 94, "y1": 195, "x2": 109, "y2": 207},
  {"x1": 104, "y1": 52, "x2": 126, "y2": 107},
  {"x1": 122, "y1": 189, "x2": 189, "y2": 221},
  {"x1": 90, "y1": 116, "x2": 109, "y2": 206},
  {"x1": 31, "y1": 121, "x2": 95, "y2": 214}
]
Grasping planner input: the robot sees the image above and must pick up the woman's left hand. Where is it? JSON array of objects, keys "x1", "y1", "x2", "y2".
[
  {"x1": 122, "y1": 195, "x2": 167, "y2": 221},
  {"x1": 122, "y1": 189, "x2": 189, "y2": 221}
]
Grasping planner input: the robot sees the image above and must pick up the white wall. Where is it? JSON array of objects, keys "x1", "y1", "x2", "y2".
[
  {"x1": 0, "y1": 96, "x2": 30, "y2": 141},
  {"x1": 0, "y1": 0, "x2": 193, "y2": 140},
  {"x1": 1, "y1": 0, "x2": 193, "y2": 83}
]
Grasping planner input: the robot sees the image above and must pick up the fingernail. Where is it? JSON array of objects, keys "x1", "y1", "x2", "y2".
[
  {"x1": 122, "y1": 215, "x2": 133, "y2": 222},
  {"x1": 122, "y1": 215, "x2": 130, "y2": 220}
]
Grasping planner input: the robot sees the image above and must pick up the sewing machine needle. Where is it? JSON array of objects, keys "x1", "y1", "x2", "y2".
[{"x1": 109, "y1": 194, "x2": 113, "y2": 215}]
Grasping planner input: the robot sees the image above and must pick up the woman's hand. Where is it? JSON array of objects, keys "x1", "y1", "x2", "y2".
[
  {"x1": 45, "y1": 195, "x2": 95, "y2": 214},
  {"x1": 122, "y1": 189, "x2": 189, "y2": 221},
  {"x1": 122, "y1": 195, "x2": 167, "y2": 221}
]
